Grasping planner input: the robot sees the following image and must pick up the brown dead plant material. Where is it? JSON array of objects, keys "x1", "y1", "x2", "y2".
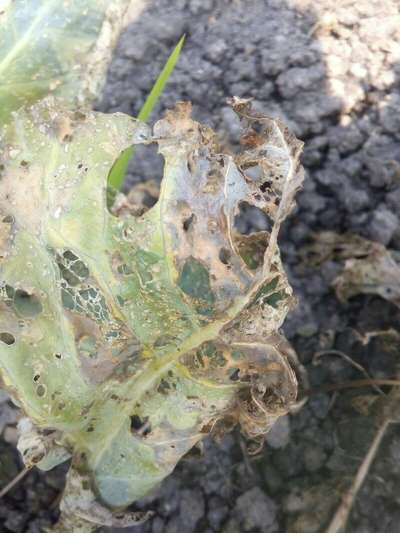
[
  {"x1": 0, "y1": 466, "x2": 32, "y2": 499},
  {"x1": 301, "y1": 231, "x2": 400, "y2": 307}
]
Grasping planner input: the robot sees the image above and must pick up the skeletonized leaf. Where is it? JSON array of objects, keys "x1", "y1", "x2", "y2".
[
  {"x1": 0, "y1": 0, "x2": 137, "y2": 123},
  {"x1": 0, "y1": 97, "x2": 303, "y2": 528}
]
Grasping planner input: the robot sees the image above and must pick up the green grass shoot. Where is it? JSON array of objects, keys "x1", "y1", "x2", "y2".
[{"x1": 107, "y1": 35, "x2": 185, "y2": 191}]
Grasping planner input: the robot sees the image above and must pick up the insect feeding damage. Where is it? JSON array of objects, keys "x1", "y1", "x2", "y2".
[{"x1": 0, "y1": 96, "x2": 303, "y2": 530}]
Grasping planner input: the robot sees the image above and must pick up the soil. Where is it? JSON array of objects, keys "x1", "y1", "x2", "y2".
[{"x1": 1, "y1": 0, "x2": 400, "y2": 532}]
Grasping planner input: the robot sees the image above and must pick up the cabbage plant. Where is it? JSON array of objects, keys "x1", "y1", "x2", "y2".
[{"x1": 0, "y1": 96, "x2": 303, "y2": 530}]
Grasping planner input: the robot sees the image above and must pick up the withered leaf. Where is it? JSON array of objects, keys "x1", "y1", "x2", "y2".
[
  {"x1": 303, "y1": 231, "x2": 400, "y2": 308},
  {"x1": 333, "y1": 240, "x2": 400, "y2": 307}
]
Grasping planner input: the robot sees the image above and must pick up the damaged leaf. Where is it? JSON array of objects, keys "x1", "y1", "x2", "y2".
[
  {"x1": 0, "y1": 97, "x2": 303, "y2": 528},
  {"x1": 300, "y1": 230, "x2": 376, "y2": 266},
  {"x1": 303, "y1": 231, "x2": 400, "y2": 307},
  {"x1": 0, "y1": 0, "x2": 136, "y2": 123},
  {"x1": 334, "y1": 243, "x2": 400, "y2": 307}
]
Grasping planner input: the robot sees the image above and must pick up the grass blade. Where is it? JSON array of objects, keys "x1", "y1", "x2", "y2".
[{"x1": 108, "y1": 35, "x2": 185, "y2": 191}]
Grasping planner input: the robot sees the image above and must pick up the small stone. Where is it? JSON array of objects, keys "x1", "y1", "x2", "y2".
[
  {"x1": 379, "y1": 94, "x2": 400, "y2": 134},
  {"x1": 293, "y1": 93, "x2": 342, "y2": 123},
  {"x1": 152, "y1": 517, "x2": 166, "y2": 533},
  {"x1": 0, "y1": 403, "x2": 18, "y2": 434},
  {"x1": 336, "y1": 80, "x2": 365, "y2": 112},
  {"x1": 204, "y1": 39, "x2": 228, "y2": 63},
  {"x1": 342, "y1": 155, "x2": 363, "y2": 177},
  {"x1": 308, "y1": 394, "x2": 331, "y2": 420},
  {"x1": 328, "y1": 124, "x2": 365, "y2": 154},
  {"x1": 349, "y1": 212, "x2": 369, "y2": 230},
  {"x1": 179, "y1": 489, "x2": 205, "y2": 530},
  {"x1": 277, "y1": 65, "x2": 324, "y2": 99},
  {"x1": 386, "y1": 188, "x2": 400, "y2": 211},
  {"x1": 290, "y1": 47, "x2": 319, "y2": 67},
  {"x1": 368, "y1": 206, "x2": 399, "y2": 245},
  {"x1": 283, "y1": 488, "x2": 307, "y2": 513},
  {"x1": 365, "y1": 157, "x2": 398, "y2": 188},
  {"x1": 315, "y1": 168, "x2": 342, "y2": 188},
  {"x1": 350, "y1": 62, "x2": 368, "y2": 78},
  {"x1": 326, "y1": 54, "x2": 348, "y2": 77},
  {"x1": 222, "y1": 518, "x2": 242, "y2": 533},
  {"x1": 340, "y1": 185, "x2": 370, "y2": 213},
  {"x1": 297, "y1": 192, "x2": 327, "y2": 213},
  {"x1": 266, "y1": 415, "x2": 290, "y2": 449},
  {"x1": 207, "y1": 498, "x2": 229, "y2": 530},
  {"x1": 320, "y1": 261, "x2": 342, "y2": 285},
  {"x1": 230, "y1": 81, "x2": 253, "y2": 98},
  {"x1": 303, "y1": 445, "x2": 327, "y2": 472},
  {"x1": 261, "y1": 48, "x2": 289, "y2": 76},
  {"x1": 290, "y1": 221, "x2": 310, "y2": 244},
  {"x1": 166, "y1": 488, "x2": 205, "y2": 533},
  {"x1": 263, "y1": 464, "x2": 284, "y2": 493},
  {"x1": 226, "y1": 55, "x2": 257, "y2": 83},
  {"x1": 3, "y1": 426, "x2": 18, "y2": 444},
  {"x1": 302, "y1": 136, "x2": 328, "y2": 166},
  {"x1": 235, "y1": 488, "x2": 278, "y2": 532},
  {"x1": 189, "y1": 0, "x2": 213, "y2": 14},
  {"x1": 4, "y1": 509, "x2": 27, "y2": 531}
]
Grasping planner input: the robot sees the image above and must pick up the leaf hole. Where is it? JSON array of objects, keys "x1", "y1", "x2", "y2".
[
  {"x1": 13, "y1": 289, "x2": 43, "y2": 318},
  {"x1": 187, "y1": 159, "x2": 196, "y2": 174},
  {"x1": 219, "y1": 247, "x2": 231, "y2": 265},
  {"x1": 246, "y1": 165, "x2": 263, "y2": 181},
  {"x1": 235, "y1": 202, "x2": 273, "y2": 234},
  {"x1": 230, "y1": 368, "x2": 240, "y2": 381},
  {"x1": 0, "y1": 332, "x2": 15, "y2": 345},
  {"x1": 73, "y1": 111, "x2": 87, "y2": 121},
  {"x1": 260, "y1": 180, "x2": 272, "y2": 193},
  {"x1": 130, "y1": 415, "x2": 151, "y2": 436},
  {"x1": 36, "y1": 384, "x2": 46, "y2": 397},
  {"x1": 157, "y1": 379, "x2": 171, "y2": 394},
  {"x1": 108, "y1": 143, "x2": 163, "y2": 206},
  {"x1": 183, "y1": 213, "x2": 196, "y2": 232}
]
